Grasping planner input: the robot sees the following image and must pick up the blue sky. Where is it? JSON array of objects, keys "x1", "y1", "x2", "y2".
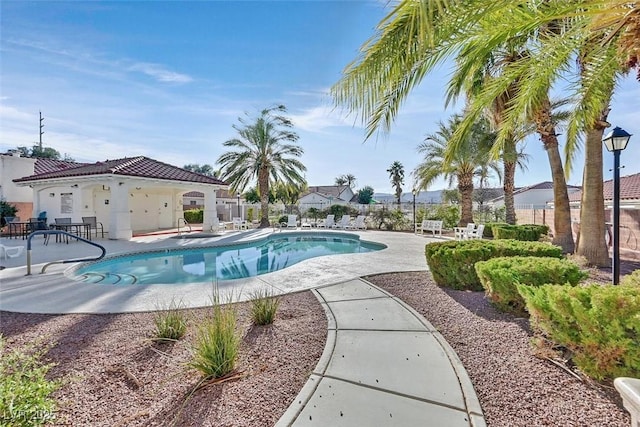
[{"x1": 2, "y1": 1, "x2": 639, "y2": 195}]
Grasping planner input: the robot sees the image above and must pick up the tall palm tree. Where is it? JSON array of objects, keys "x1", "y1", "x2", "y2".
[
  {"x1": 331, "y1": 0, "x2": 631, "y2": 257},
  {"x1": 415, "y1": 114, "x2": 498, "y2": 226},
  {"x1": 387, "y1": 161, "x2": 405, "y2": 206},
  {"x1": 335, "y1": 176, "x2": 347, "y2": 186},
  {"x1": 216, "y1": 105, "x2": 307, "y2": 228}
]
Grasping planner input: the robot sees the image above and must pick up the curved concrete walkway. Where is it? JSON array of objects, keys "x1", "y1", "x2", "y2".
[{"x1": 277, "y1": 278, "x2": 485, "y2": 427}]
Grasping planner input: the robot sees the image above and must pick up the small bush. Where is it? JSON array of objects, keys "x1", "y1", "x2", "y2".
[
  {"x1": 250, "y1": 288, "x2": 281, "y2": 325},
  {"x1": 517, "y1": 283, "x2": 640, "y2": 380},
  {"x1": 153, "y1": 299, "x2": 188, "y2": 341},
  {"x1": 425, "y1": 239, "x2": 563, "y2": 291},
  {"x1": 483, "y1": 222, "x2": 509, "y2": 238},
  {"x1": 621, "y1": 270, "x2": 640, "y2": 287},
  {"x1": 0, "y1": 336, "x2": 59, "y2": 426},
  {"x1": 492, "y1": 224, "x2": 549, "y2": 241},
  {"x1": 189, "y1": 303, "x2": 239, "y2": 380},
  {"x1": 183, "y1": 209, "x2": 204, "y2": 224},
  {"x1": 475, "y1": 256, "x2": 587, "y2": 316}
]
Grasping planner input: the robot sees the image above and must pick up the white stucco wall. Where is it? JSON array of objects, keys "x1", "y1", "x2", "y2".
[{"x1": 0, "y1": 153, "x2": 36, "y2": 202}]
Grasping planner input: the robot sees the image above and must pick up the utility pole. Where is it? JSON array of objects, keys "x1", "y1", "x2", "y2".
[{"x1": 39, "y1": 111, "x2": 45, "y2": 150}]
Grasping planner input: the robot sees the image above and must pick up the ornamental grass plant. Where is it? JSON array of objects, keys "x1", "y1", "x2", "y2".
[
  {"x1": 250, "y1": 288, "x2": 281, "y2": 325},
  {"x1": 189, "y1": 301, "x2": 239, "y2": 380},
  {"x1": 153, "y1": 298, "x2": 188, "y2": 342}
]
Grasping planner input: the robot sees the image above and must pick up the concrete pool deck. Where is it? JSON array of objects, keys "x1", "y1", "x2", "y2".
[{"x1": 1, "y1": 228, "x2": 437, "y2": 314}]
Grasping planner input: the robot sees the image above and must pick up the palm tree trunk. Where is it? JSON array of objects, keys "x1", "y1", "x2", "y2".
[
  {"x1": 534, "y1": 99, "x2": 574, "y2": 254},
  {"x1": 458, "y1": 173, "x2": 474, "y2": 226},
  {"x1": 576, "y1": 110, "x2": 610, "y2": 266},
  {"x1": 503, "y1": 139, "x2": 517, "y2": 225},
  {"x1": 258, "y1": 168, "x2": 270, "y2": 228}
]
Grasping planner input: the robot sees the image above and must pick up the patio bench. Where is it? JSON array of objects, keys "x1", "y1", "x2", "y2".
[{"x1": 417, "y1": 220, "x2": 443, "y2": 236}]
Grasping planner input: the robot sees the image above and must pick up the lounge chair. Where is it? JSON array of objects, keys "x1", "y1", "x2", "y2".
[
  {"x1": 0, "y1": 243, "x2": 24, "y2": 260},
  {"x1": 281, "y1": 214, "x2": 298, "y2": 229},
  {"x1": 353, "y1": 215, "x2": 367, "y2": 230},
  {"x1": 334, "y1": 214, "x2": 352, "y2": 229},
  {"x1": 82, "y1": 216, "x2": 104, "y2": 238},
  {"x1": 317, "y1": 214, "x2": 335, "y2": 229}
]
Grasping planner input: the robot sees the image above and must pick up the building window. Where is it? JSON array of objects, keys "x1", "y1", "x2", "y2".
[{"x1": 190, "y1": 200, "x2": 197, "y2": 205}]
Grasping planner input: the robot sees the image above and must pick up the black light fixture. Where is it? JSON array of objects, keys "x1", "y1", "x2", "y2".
[
  {"x1": 412, "y1": 188, "x2": 417, "y2": 234},
  {"x1": 602, "y1": 126, "x2": 632, "y2": 285},
  {"x1": 237, "y1": 192, "x2": 241, "y2": 218}
]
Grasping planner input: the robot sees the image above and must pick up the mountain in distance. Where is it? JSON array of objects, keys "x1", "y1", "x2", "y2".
[{"x1": 373, "y1": 190, "x2": 443, "y2": 204}]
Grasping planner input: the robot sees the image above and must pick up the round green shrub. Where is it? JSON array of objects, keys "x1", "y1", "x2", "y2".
[{"x1": 475, "y1": 256, "x2": 587, "y2": 316}]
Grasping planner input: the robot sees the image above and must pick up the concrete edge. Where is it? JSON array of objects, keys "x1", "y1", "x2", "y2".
[{"x1": 274, "y1": 289, "x2": 338, "y2": 426}]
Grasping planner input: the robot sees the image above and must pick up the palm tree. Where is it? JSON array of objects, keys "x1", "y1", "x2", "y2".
[
  {"x1": 414, "y1": 114, "x2": 498, "y2": 226},
  {"x1": 331, "y1": 0, "x2": 632, "y2": 257},
  {"x1": 216, "y1": 105, "x2": 307, "y2": 228},
  {"x1": 344, "y1": 174, "x2": 357, "y2": 188},
  {"x1": 335, "y1": 176, "x2": 347, "y2": 186},
  {"x1": 387, "y1": 161, "x2": 405, "y2": 206}
]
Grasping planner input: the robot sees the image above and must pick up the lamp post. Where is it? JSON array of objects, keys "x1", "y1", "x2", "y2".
[
  {"x1": 412, "y1": 188, "x2": 417, "y2": 234},
  {"x1": 602, "y1": 126, "x2": 632, "y2": 285},
  {"x1": 236, "y1": 192, "x2": 241, "y2": 218}
]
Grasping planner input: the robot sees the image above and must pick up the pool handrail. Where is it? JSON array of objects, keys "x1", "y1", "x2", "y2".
[
  {"x1": 177, "y1": 217, "x2": 192, "y2": 235},
  {"x1": 26, "y1": 230, "x2": 107, "y2": 275}
]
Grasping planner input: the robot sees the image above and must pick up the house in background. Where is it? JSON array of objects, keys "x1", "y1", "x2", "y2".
[
  {"x1": 488, "y1": 181, "x2": 582, "y2": 209},
  {"x1": 183, "y1": 189, "x2": 247, "y2": 222},
  {"x1": 8, "y1": 154, "x2": 227, "y2": 239},
  {"x1": 298, "y1": 185, "x2": 355, "y2": 210},
  {"x1": 1, "y1": 151, "x2": 81, "y2": 219}
]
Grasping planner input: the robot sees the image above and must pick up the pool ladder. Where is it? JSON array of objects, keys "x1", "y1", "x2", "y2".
[
  {"x1": 25, "y1": 229, "x2": 107, "y2": 275},
  {"x1": 177, "y1": 218, "x2": 192, "y2": 235}
]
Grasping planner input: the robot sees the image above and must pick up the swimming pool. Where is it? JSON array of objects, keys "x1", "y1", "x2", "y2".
[{"x1": 70, "y1": 232, "x2": 385, "y2": 285}]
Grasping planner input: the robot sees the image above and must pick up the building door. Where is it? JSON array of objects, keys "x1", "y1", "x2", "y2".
[{"x1": 158, "y1": 195, "x2": 173, "y2": 228}]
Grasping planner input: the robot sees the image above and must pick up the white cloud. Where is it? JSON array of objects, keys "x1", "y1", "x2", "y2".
[
  {"x1": 128, "y1": 62, "x2": 193, "y2": 84},
  {"x1": 289, "y1": 104, "x2": 361, "y2": 133}
]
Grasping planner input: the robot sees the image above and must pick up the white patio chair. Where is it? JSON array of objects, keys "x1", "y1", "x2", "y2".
[
  {"x1": 232, "y1": 217, "x2": 247, "y2": 231},
  {"x1": 334, "y1": 215, "x2": 352, "y2": 229},
  {"x1": 317, "y1": 214, "x2": 335, "y2": 228},
  {"x1": 465, "y1": 224, "x2": 485, "y2": 240},
  {"x1": 454, "y1": 223, "x2": 476, "y2": 240},
  {"x1": 353, "y1": 215, "x2": 367, "y2": 230},
  {"x1": 0, "y1": 244, "x2": 24, "y2": 260}
]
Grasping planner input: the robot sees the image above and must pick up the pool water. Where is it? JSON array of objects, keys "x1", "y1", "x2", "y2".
[{"x1": 71, "y1": 233, "x2": 385, "y2": 285}]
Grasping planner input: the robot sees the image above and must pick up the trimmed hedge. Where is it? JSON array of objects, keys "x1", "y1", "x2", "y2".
[
  {"x1": 184, "y1": 209, "x2": 204, "y2": 224},
  {"x1": 491, "y1": 224, "x2": 549, "y2": 241},
  {"x1": 517, "y1": 283, "x2": 640, "y2": 380},
  {"x1": 475, "y1": 256, "x2": 587, "y2": 316},
  {"x1": 425, "y1": 239, "x2": 563, "y2": 291},
  {"x1": 483, "y1": 222, "x2": 509, "y2": 238}
]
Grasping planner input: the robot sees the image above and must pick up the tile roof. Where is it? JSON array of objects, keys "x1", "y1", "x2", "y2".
[
  {"x1": 569, "y1": 172, "x2": 640, "y2": 202},
  {"x1": 34, "y1": 158, "x2": 87, "y2": 175},
  {"x1": 14, "y1": 156, "x2": 228, "y2": 186}
]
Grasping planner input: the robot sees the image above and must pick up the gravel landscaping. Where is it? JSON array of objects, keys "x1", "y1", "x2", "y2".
[{"x1": 1, "y1": 263, "x2": 635, "y2": 426}]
